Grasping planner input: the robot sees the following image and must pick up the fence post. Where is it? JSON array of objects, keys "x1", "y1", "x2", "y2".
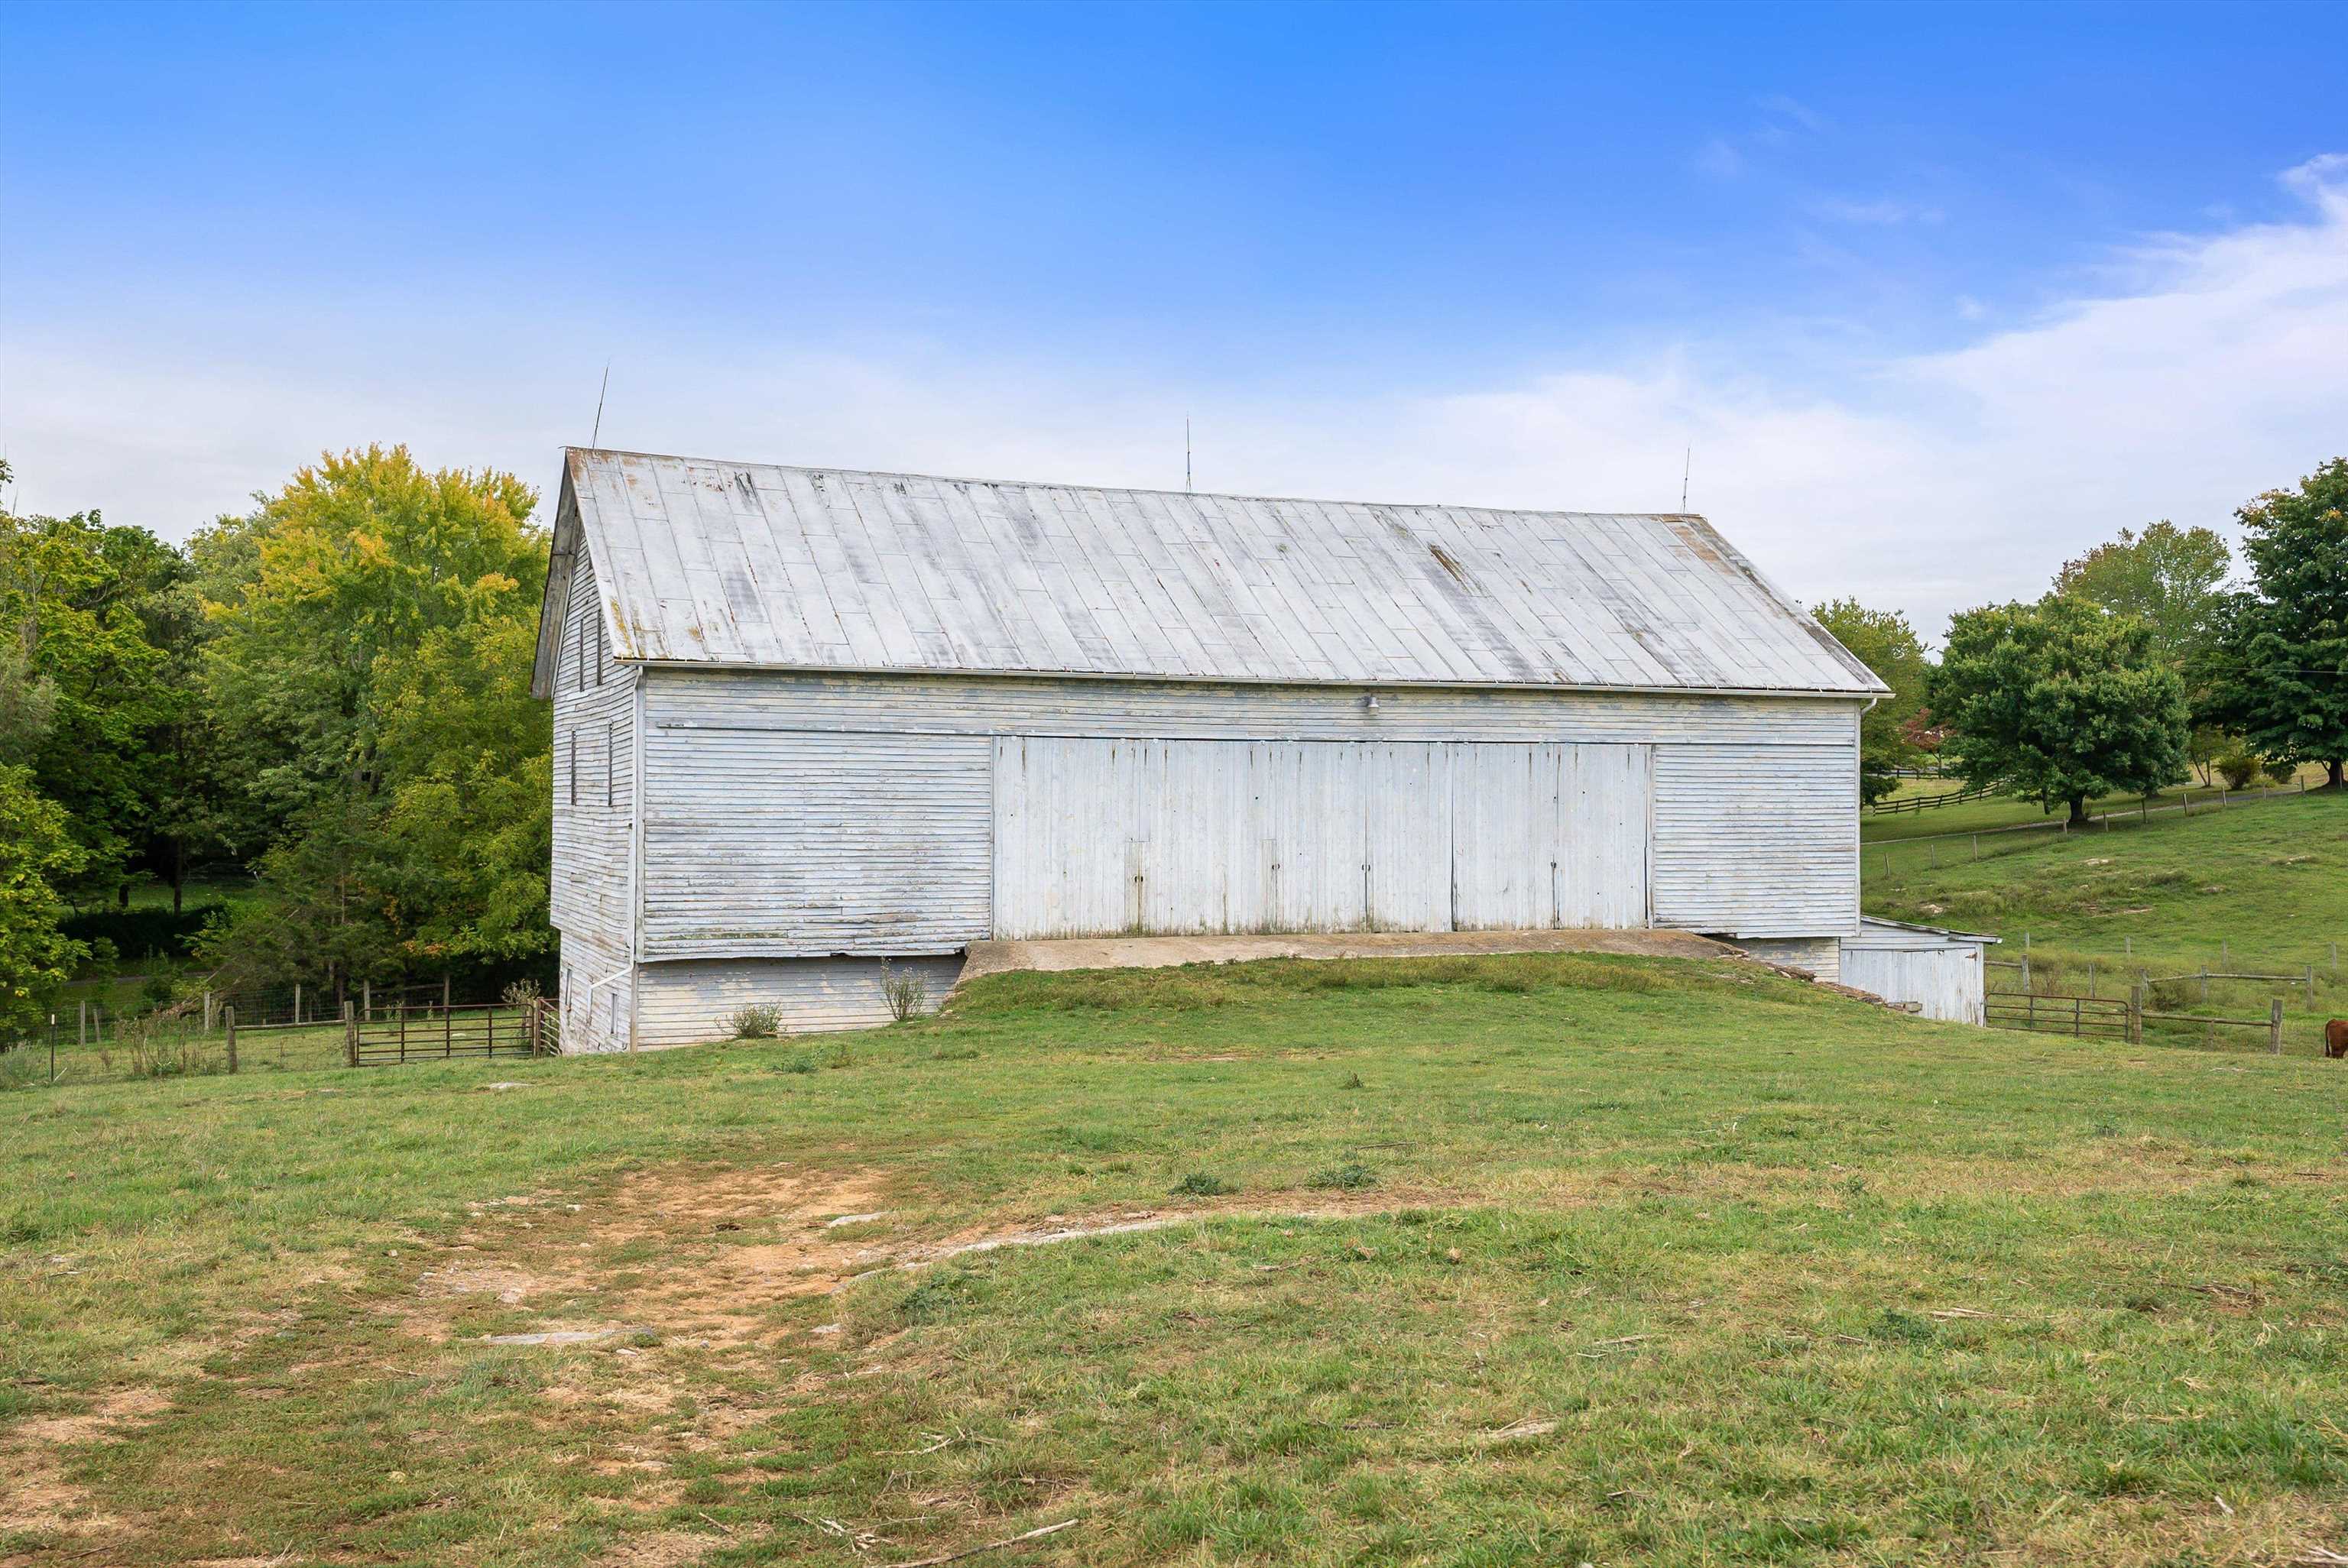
[
  {"x1": 2128, "y1": 984, "x2": 2143, "y2": 1045},
  {"x1": 224, "y1": 1006, "x2": 238, "y2": 1074},
  {"x1": 528, "y1": 1003, "x2": 541, "y2": 1058},
  {"x1": 398, "y1": 1003, "x2": 407, "y2": 1063},
  {"x1": 344, "y1": 1001, "x2": 357, "y2": 1068},
  {"x1": 445, "y1": 1000, "x2": 453, "y2": 1058},
  {"x1": 363, "y1": 979, "x2": 371, "y2": 1024},
  {"x1": 2087, "y1": 961, "x2": 2097, "y2": 997},
  {"x1": 79, "y1": 999, "x2": 87, "y2": 1049},
  {"x1": 443, "y1": 973, "x2": 452, "y2": 1014},
  {"x1": 2270, "y1": 997, "x2": 2284, "y2": 1056},
  {"x1": 2124, "y1": 935, "x2": 2132, "y2": 958},
  {"x1": 2199, "y1": 967, "x2": 2208, "y2": 1005},
  {"x1": 1970, "y1": 834, "x2": 1979, "y2": 862},
  {"x1": 203, "y1": 990, "x2": 215, "y2": 1034},
  {"x1": 294, "y1": 982, "x2": 301, "y2": 1027}
]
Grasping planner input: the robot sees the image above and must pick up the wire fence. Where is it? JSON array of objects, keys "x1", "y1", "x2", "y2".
[{"x1": 1, "y1": 989, "x2": 560, "y2": 1090}]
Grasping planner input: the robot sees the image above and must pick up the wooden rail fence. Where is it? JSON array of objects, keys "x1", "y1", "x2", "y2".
[{"x1": 1985, "y1": 986, "x2": 2291, "y2": 1053}]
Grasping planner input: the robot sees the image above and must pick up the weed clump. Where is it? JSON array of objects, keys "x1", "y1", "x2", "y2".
[
  {"x1": 725, "y1": 1004, "x2": 783, "y2": 1040},
  {"x1": 1170, "y1": 1172, "x2": 1234, "y2": 1197},
  {"x1": 1309, "y1": 1163, "x2": 1377, "y2": 1191}
]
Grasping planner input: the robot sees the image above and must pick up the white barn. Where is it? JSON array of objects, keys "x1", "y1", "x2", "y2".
[{"x1": 531, "y1": 446, "x2": 1894, "y2": 1052}]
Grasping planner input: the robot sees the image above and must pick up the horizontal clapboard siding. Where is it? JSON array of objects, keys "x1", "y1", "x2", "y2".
[
  {"x1": 550, "y1": 546, "x2": 638, "y2": 1051},
  {"x1": 645, "y1": 668, "x2": 1865, "y2": 747},
  {"x1": 641, "y1": 728, "x2": 991, "y2": 957},
  {"x1": 1839, "y1": 945, "x2": 1983, "y2": 1024},
  {"x1": 1652, "y1": 744, "x2": 1858, "y2": 938},
  {"x1": 634, "y1": 956, "x2": 965, "y2": 1046},
  {"x1": 1733, "y1": 935, "x2": 1843, "y2": 982}
]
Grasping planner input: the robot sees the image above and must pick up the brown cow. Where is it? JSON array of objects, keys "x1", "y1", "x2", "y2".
[{"x1": 2327, "y1": 1019, "x2": 2348, "y2": 1059}]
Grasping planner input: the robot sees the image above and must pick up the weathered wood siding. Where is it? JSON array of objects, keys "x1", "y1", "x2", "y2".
[
  {"x1": 550, "y1": 548, "x2": 637, "y2": 1051},
  {"x1": 1448, "y1": 742, "x2": 1649, "y2": 930},
  {"x1": 991, "y1": 737, "x2": 1647, "y2": 938},
  {"x1": 639, "y1": 729, "x2": 991, "y2": 958},
  {"x1": 1837, "y1": 946, "x2": 1982, "y2": 1023},
  {"x1": 633, "y1": 955, "x2": 965, "y2": 1046},
  {"x1": 630, "y1": 670, "x2": 1858, "y2": 960},
  {"x1": 1840, "y1": 922, "x2": 1990, "y2": 1024},
  {"x1": 1652, "y1": 744, "x2": 1859, "y2": 938},
  {"x1": 991, "y1": 737, "x2": 1453, "y2": 936},
  {"x1": 644, "y1": 669, "x2": 1861, "y2": 747},
  {"x1": 1732, "y1": 935, "x2": 1843, "y2": 983}
]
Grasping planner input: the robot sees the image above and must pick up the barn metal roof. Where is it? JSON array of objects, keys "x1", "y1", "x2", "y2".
[{"x1": 531, "y1": 447, "x2": 1886, "y2": 698}]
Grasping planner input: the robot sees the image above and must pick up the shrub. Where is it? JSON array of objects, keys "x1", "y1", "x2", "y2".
[
  {"x1": 501, "y1": 978, "x2": 543, "y2": 1006},
  {"x1": 725, "y1": 1003, "x2": 783, "y2": 1039},
  {"x1": 2216, "y1": 748, "x2": 2260, "y2": 791},
  {"x1": 2264, "y1": 756, "x2": 2298, "y2": 786},
  {"x1": 878, "y1": 959, "x2": 929, "y2": 1022}
]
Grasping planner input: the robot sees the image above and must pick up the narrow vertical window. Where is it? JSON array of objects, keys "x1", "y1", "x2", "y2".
[
  {"x1": 605, "y1": 721, "x2": 616, "y2": 807},
  {"x1": 566, "y1": 734, "x2": 577, "y2": 806},
  {"x1": 595, "y1": 608, "x2": 605, "y2": 685}
]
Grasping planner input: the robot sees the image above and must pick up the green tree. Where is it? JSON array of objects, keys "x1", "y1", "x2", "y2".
[
  {"x1": 198, "y1": 446, "x2": 549, "y2": 992},
  {"x1": 1931, "y1": 594, "x2": 2189, "y2": 826},
  {"x1": 0, "y1": 478, "x2": 193, "y2": 906},
  {"x1": 2053, "y1": 520, "x2": 2232, "y2": 669},
  {"x1": 2201, "y1": 458, "x2": 2348, "y2": 788},
  {"x1": 0, "y1": 763, "x2": 86, "y2": 1038},
  {"x1": 1811, "y1": 598, "x2": 1929, "y2": 803}
]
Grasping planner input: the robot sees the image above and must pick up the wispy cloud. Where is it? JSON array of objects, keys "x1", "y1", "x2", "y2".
[
  {"x1": 1692, "y1": 138, "x2": 1743, "y2": 179},
  {"x1": 1806, "y1": 195, "x2": 1946, "y2": 226},
  {"x1": 1754, "y1": 93, "x2": 1827, "y2": 134}
]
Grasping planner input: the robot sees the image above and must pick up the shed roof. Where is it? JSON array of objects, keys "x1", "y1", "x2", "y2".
[{"x1": 531, "y1": 447, "x2": 1885, "y2": 698}]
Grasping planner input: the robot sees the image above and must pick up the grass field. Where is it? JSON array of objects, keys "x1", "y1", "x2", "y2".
[
  {"x1": 8, "y1": 952, "x2": 2348, "y2": 1566},
  {"x1": 1866, "y1": 786, "x2": 2348, "y2": 1051},
  {"x1": 1859, "y1": 766, "x2": 2326, "y2": 846}
]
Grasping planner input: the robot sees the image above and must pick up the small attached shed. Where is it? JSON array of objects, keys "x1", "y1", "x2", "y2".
[
  {"x1": 531, "y1": 448, "x2": 1888, "y2": 1051},
  {"x1": 1838, "y1": 918, "x2": 1997, "y2": 1025}
]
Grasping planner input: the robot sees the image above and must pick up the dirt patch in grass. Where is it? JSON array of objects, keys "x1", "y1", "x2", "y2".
[
  {"x1": 0, "y1": 1385, "x2": 170, "y2": 1560},
  {"x1": 586, "y1": 1529, "x2": 731, "y2": 1566},
  {"x1": 403, "y1": 1160, "x2": 1441, "y2": 1353}
]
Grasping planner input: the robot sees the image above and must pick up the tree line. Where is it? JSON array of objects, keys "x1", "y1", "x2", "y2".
[
  {"x1": 0, "y1": 447, "x2": 548, "y2": 1036},
  {"x1": 3, "y1": 447, "x2": 2346, "y2": 1036},
  {"x1": 1816, "y1": 457, "x2": 2348, "y2": 824}
]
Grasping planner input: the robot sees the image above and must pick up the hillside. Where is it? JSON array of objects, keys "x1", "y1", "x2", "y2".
[
  {"x1": 7, "y1": 952, "x2": 2348, "y2": 1566},
  {"x1": 1866, "y1": 788, "x2": 2348, "y2": 1051}
]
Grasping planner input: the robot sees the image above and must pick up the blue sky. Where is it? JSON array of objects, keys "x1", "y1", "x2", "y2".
[{"x1": 7, "y1": 1, "x2": 2348, "y2": 637}]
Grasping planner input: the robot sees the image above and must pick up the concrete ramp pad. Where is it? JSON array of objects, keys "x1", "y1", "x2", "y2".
[{"x1": 957, "y1": 928, "x2": 1741, "y2": 986}]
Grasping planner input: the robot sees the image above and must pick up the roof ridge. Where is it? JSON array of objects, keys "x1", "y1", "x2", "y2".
[{"x1": 563, "y1": 445, "x2": 1708, "y2": 526}]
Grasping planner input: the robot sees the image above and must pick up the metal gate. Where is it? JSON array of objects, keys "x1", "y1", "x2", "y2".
[{"x1": 345, "y1": 1000, "x2": 559, "y2": 1067}]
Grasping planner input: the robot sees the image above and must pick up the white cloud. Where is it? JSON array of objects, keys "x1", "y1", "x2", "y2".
[{"x1": 5, "y1": 159, "x2": 2348, "y2": 646}]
